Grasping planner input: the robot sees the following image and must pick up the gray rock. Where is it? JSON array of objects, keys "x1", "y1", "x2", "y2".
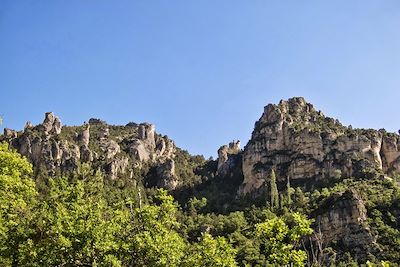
[
  {"x1": 80, "y1": 145, "x2": 93, "y2": 162},
  {"x1": 107, "y1": 157, "x2": 129, "y2": 180},
  {"x1": 99, "y1": 126, "x2": 109, "y2": 139},
  {"x1": 52, "y1": 116, "x2": 62, "y2": 135},
  {"x1": 31, "y1": 137, "x2": 43, "y2": 165},
  {"x1": 79, "y1": 124, "x2": 90, "y2": 146},
  {"x1": 3, "y1": 128, "x2": 17, "y2": 138},
  {"x1": 19, "y1": 135, "x2": 32, "y2": 157},
  {"x1": 313, "y1": 190, "x2": 377, "y2": 261},
  {"x1": 42, "y1": 112, "x2": 56, "y2": 133},
  {"x1": 24, "y1": 121, "x2": 34, "y2": 131},
  {"x1": 42, "y1": 112, "x2": 62, "y2": 135},
  {"x1": 139, "y1": 123, "x2": 156, "y2": 149},
  {"x1": 240, "y1": 97, "x2": 400, "y2": 195},
  {"x1": 129, "y1": 140, "x2": 150, "y2": 162},
  {"x1": 102, "y1": 139, "x2": 120, "y2": 159},
  {"x1": 157, "y1": 159, "x2": 178, "y2": 190}
]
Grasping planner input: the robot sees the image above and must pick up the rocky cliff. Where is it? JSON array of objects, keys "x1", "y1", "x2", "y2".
[
  {"x1": 3, "y1": 98, "x2": 399, "y2": 199},
  {"x1": 1, "y1": 112, "x2": 178, "y2": 189},
  {"x1": 312, "y1": 189, "x2": 377, "y2": 262},
  {"x1": 240, "y1": 97, "x2": 400, "y2": 195}
]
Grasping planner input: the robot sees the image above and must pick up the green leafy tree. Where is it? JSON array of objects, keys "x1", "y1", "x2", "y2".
[
  {"x1": 0, "y1": 143, "x2": 37, "y2": 266},
  {"x1": 254, "y1": 212, "x2": 313, "y2": 266},
  {"x1": 18, "y1": 173, "x2": 127, "y2": 266},
  {"x1": 182, "y1": 233, "x2": 237, "y2": 267},
  {"x1": 187, "y1": 197, "x2": 207, "y2": 216},
  {"x1": 123, "y1": 189, "x2": 187, "y2": 267}
]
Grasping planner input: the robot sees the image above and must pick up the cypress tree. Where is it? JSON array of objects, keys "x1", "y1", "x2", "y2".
[
  {"x1": 287, "y1": 176, "x2": 292, "y2": 206},
  {"x1": 270, "y1": 169, "x2": 279, "y2": 209}
]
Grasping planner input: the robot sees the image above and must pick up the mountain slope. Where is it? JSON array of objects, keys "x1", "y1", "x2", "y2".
[{"x1": 2, "y1": 97, "x2": 400, "y2": 264}]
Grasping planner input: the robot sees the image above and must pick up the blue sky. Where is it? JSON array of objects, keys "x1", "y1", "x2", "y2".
[{"x1": 1, "y1": 1, "x2": 400, "y2": 157}]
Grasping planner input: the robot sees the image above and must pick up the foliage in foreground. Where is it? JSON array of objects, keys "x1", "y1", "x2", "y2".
[
  {"x1": 0, "y1": 143, "x2": 315, "y2": 266},
  {"x1": 2, "y1": 142, "x2": 400, "y2": 266}
]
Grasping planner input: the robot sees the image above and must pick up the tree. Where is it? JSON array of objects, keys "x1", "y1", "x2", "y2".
[
  {"x1": 254, "y1": 212, "x2": 313, "y2": 267},
  {"x1": 0, "y1": 142, "x2": 37, "y2": 266},
  {"x1": 124, "y1": 189, "x2": 187, "y2": 267},
  {"x1": 182, "y1": 233, "x2": 237, "y2": 267},
  {"x1": 17, "y1": 173, "x2": 127, "y2": 266},
  {"x1": 293, "y1": 187, "x2": 308, "y2": 212},
  {"x1": 270, "y1": 170, "x2": 279, "y2": 210},
  {"x1": 187, "y1": 197, "x2": 207, "y2": 216},
  {"x1": 287, "y1": 176, "x2": 292, "y2": 206}
]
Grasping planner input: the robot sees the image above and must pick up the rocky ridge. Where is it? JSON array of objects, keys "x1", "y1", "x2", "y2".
[
  {"x1": 1, "y1": 112, "x2": 178, "y2": 189},
  {"x1": 240, "y1": 97, "x2": 400, "y2": 195}
]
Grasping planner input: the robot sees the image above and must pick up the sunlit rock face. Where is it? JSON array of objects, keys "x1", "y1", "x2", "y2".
[
  {"x1": 240, "y1": 97, "x2": 400, "y2": 195},
  {"x1": 217, "y1": 140, "x2": 241, "y2": 177},
  {"x1": 0, "y1": 113, "x2": 177, "y2": 189}
]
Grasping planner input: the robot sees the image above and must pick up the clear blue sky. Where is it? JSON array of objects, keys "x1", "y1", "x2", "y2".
[{"x1": 1, "y1": 1, "x2": 399, "y2": 157}]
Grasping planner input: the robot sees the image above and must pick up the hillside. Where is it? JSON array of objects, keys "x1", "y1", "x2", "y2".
[{"x1": 1, "y1": 97, "x2": 400, "y2": 266}]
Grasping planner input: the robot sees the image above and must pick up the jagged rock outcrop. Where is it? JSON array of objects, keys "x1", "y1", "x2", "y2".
[
  {"x1": 240, "y1": 97, "x2": 400, "y2": 195},
  {"x1": 217, "y1": 140, "x2": 241, "y2": 177},
  {"x1": 101, "y1": 138, "x2": 121, "y2": 160},
  {"x1": 107, "y1": 156, "x2": 130, "y2": 180},
  {"x1": 80, "y1": 145, "x2": 93, "y2": 162},
  {"x1": 156, "y1": 159, "x2": 179, "y2": 190},
  {"x1": 3, "y1": 128, "x2": 17, "y2": 138},
  {"x1": 381, "y1": 134, "x2": 400, "y2": 173},
  {"x1": 129, "y1": 140, "x2": 150, "y2": 162},
  {"x1": 313, "y1": 189, "x2": 377, "y2": 261},
  {"x1": 79, "y1": 124, "x2": 90, "y2": 146},
  {"x1": 24, "y1": 121, "x2": 34, "y2": 131},
  {"x1": 41, "y1": 112, "x2": 62, "y2": 135},
  {"x1": 138, "y1": 123, "x2": 156, "y2": 149},
  {"x1": 78, "y1": 124, "x2": 93, "y2": 162},
  {"x1": 0, "y1": 113, "x2": 178, "y2": 188}
]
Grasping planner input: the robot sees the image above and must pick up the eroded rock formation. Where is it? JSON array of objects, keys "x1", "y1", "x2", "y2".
[
  {"x1": 240, "y1": 97, "x2": 400, "y2": 195},
  {"x1": 156, "y1": 159, "x2": 179, "y2": 190},
  {"x1": 217, "y1": 140, "x2": 241, "y2": 177},
  {"x1": 313, "y1": 189, "x2": 377, "y2": 261},
  {"x1": 0, "y1": 113, "x2": 177, "y2": 189}
]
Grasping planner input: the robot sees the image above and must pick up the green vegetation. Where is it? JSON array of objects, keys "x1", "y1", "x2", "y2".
[
  {"x1": 0, "y1": 143, "x2": 313, "y2": 266},
  {"x1": 1, "y1": 142, "x2": 400, "y2": 266}
]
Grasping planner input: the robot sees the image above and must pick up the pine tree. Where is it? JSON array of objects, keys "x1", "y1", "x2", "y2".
[{"x1": 270, "y1": 169, "x2": 279, "y2": 210}]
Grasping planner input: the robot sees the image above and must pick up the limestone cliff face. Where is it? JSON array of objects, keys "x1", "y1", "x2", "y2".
[
  {"x1": 1, "y1": 112, "x2": 178, "y2": 189},
  {"x1": 217, "y1": 140, "x2": 241, "y2": 177},
  {"x1": 313, "y1": 189, "x2": 377, "y2": 261},
  {"x1": 240, "y1": 97, "x2": 400, "y2": 195}
]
